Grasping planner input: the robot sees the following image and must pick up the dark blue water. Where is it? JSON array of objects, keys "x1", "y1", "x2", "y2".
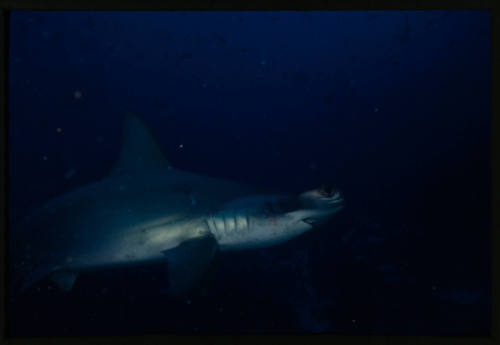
[{"x1": 8, "y1": 10, "x2": 491, "y2": 335}]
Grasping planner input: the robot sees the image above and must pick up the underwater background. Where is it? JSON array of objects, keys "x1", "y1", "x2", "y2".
[{"x1": 8, "y1": 10, "x2": 490, "y2": 335}]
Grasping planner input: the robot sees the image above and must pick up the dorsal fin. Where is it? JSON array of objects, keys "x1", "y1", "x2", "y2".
[{"x1": 110, "y1": 112, "x2": 172, "y2": 175}]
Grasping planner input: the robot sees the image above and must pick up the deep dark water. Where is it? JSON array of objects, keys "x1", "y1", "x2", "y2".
[{"x1": 8, "y1": 10, "x2": 490, "y2": 335}]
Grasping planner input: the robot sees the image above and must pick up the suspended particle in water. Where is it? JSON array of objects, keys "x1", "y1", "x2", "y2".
[
  {"x1": 179, "y1": 144, "x2": 184, "y2": 149},
  {"x1": 42, "y1": 155, "x2": 48, "y2": 161},
  {"x1": 56, "y1": 127, "x2": 62, "y2": 133},
  {"x1": 73, "y1": 90, "x2": 82, "y2": 99},
  {"x1": 374, "y1": 107, "x2": 379, "y2": 113}
]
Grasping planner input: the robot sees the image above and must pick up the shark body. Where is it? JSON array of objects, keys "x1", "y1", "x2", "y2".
[{"x1": 9, "y1": 114, "x2": 343, "y2": 295}]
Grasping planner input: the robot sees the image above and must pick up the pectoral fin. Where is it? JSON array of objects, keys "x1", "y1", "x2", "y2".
[
  {"x1": 50, "y1": 271, "x2": 78, "y2": 292},
  {"x1": 161, "y1": 235, "x2": 218, "y2": 296}
]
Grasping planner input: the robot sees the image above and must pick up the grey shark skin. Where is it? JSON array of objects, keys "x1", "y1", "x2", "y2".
[{"x1": 9, "y1": 113, "x2": 344, "y2": 296}]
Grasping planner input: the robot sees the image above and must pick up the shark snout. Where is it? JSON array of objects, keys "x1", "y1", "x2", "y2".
[
  {"x1": 296, "y1": 186, "x2": 344, "y2": 228},
  {"x1": 299, "y1": 186, "x2": 344, "y2": 209},
  {"x1": 319, "y1": 186, "x2": 343, "y2": 203},
  {"x1": 320, "y1": 185, "x2": 334, "y2": 196}
]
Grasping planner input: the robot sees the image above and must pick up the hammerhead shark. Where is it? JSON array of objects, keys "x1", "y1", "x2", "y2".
[{"x1": 9, "y1": 113, "x2": 344, "y2": 295}]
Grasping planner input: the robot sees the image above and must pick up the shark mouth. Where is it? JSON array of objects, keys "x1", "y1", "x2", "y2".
[
  {"x1": 301, "y1": 216, "x2": 334, "y2": 228},
  {"x1": 302, "y1": 217, "x2": 320, "y2": 226}
]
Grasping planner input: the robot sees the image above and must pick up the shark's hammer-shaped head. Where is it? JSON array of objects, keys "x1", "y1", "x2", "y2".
[{"x1": 207, "y1": 186, "x2": 344, "y2": 251}]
